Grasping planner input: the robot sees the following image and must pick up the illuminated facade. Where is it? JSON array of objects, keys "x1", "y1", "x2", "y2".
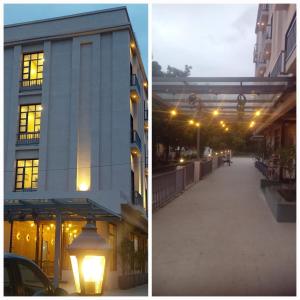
[
  {"x1": 253, "y1": 4, "x2": 296, "y2": 181},
  {"x1": 4, "y1": 8, "x2": 148, "y2": 291}
]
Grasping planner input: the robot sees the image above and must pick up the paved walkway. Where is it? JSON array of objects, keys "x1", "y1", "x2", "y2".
[{"x1": 153, "y1": 157, "x2": 296, "y2": 296}]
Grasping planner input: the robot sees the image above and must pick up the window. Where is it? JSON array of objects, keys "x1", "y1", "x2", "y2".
[
  {"x1": 18, "y1": 262, "x2": 48, "y2": 296},
  {"x1": 108, "y1": 223, "x2": 117, "y2": 271},
  {"x1": 15, "y1": 159, "x2": 39, "y2": 191},
  {"x1": 21, "y1": 52, "x2": 44, "y2": 87},
  {"x1": 17, "y1": 104, "x2": 42, "y2": 145}
]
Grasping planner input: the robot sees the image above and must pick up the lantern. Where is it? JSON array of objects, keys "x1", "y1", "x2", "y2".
[{"x1": 68, "y1": 218, "x2": 110, "y2": 295}]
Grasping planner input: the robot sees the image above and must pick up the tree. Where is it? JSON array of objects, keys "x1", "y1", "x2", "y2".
[{"x1": 152, "y1": 61, "x2": 192, "y2": 78}]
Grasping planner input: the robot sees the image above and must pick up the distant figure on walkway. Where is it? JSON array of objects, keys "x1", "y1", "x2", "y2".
[{"x1": 224, "y1": 152, "x2": 231, "y2": 166}]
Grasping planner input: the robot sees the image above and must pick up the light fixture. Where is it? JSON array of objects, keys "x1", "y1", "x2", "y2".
[
  {"x1": 249, "y1": 121, "x2": 255, "y2": 128},
  {"x1": 30, "y1": 222, "x2": 35, "y2": 227},
  {"x1": 195, "y1": 122, "x2": 200, "y2": 127},
  {"x1": 225, "y1": 127, "x2": 229, "y2": 132},
  {"x1": 130, "y1": 42, "x2": 135, "y2": 49},
  {"x1": 170, "y1": 109, "x2": 177, "y2": 116},
  {"x1": 68, "y1": 217, "x2": 110, "y2": 296},
  {"x1": 255, "y1": 110, "x2": 261, "y2": 117},
  {"x1": 222, "y1": 124, "x2": 225, "y2": 128},
  {"x1": 189, "y1": 119, "x2": 194, "y2": 125},
  {"x1": 143, "y1": 82, "x2": 148, "y2": 88},
  {"x1": 213, "y1": 109, "x2": 219, "y2": 116},
  {"x1": 220, "y1": 120, "x2": 224, "y2": 125},
  {"x1": 179, "y1": 158, "x2": 184, "y2": 163},
  {"x1": 79, "y1": 183, "x2": 89, "y2": 191}
]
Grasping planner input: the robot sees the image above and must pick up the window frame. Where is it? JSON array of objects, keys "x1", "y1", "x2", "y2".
[
  {"x1": 18, "y1": 104, "x2": 42, "y2": 134},
  {"x1": 15, "y1": 159, "x2": 39, "y2": 191},
  {"x1": 21, "y1": 52, "x2": 44, "y2": 87}
]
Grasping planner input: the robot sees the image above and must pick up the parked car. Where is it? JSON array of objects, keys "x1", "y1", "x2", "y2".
[{"x1": 4, "y1": 253, "x2": 68, "y2": 296}]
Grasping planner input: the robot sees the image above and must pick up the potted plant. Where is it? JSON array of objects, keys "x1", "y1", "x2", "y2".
[{"x1": 118, "y1": 238, "x2": 134, "y2": 289}]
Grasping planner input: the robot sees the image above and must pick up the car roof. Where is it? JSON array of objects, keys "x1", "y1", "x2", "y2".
[{"x1": 4, "y1": 252, "x2": 41, "y2": 268}]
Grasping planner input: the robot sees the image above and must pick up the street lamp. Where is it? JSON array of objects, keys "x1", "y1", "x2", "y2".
[{"x1": 68, "y1": 217, "x2": 111, "y2": 296}]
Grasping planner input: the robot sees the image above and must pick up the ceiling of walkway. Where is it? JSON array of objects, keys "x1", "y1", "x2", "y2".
[{"x1": 153, "y1": 77, "x2": 296, "y2": 122}]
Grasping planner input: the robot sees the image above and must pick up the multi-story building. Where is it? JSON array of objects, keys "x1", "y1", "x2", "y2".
[
  {"x1": 253, "y1": 4, "x2": 296, "y2": 180},
  {"x1": 4, "y1": 7, "x2": 148, "y2": 291}
]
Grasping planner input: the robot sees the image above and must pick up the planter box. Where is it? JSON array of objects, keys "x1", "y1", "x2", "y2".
[
  {"x1": 261, "y1": 179, "x2": 296, "y2": 222},
  {"x1": 118, "y1": 273, "x2": 148, "y2": 290}
]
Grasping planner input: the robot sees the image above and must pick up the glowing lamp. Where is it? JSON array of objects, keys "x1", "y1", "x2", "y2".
[
  {"x1": 189, "y1": 120, "x2": 194, "y2": 125},
  {"x1": 179, "y1": 158, "x2": 184, "y2": 163},
  {"x1": 79, "y1": 183, "x2": 89, "y2": 191},
  {"x1": 68, "y1": 218, "x2": 110, "y2": 296},
  {"x1": 213, "y1": 110, "x2": 219, "y2": 116},
  {"x1": 170, "y1": 109, "x2": 177, "y2": 116},
  {"x1": 195, "y1": 122, "x2": 200, "y2": 127}
]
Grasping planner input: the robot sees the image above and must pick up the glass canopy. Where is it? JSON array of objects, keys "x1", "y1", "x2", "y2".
[{"x1": 153, "y1": 77, "x2": 296, "y2": 121}]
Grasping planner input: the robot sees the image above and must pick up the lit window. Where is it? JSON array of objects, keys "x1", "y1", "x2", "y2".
[
  {"x1": 15, "y1": 159, "x2": 39, "y2": 191},
  {"x1": 19, "y1": 104, "x2": 42, "y2": 134},
  {"x1": 108, "y1": 224, "x2": 117, "y2": 271},
  {"x1": 21, "y1": 52, "x2": 44, "y2": 87},
  {"x1": 17, "y1": 105, "x2": 42, "y2": 145}
]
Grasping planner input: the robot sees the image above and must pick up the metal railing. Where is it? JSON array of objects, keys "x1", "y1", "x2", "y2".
[
  {"x1": 16, "y1": 132, "x2": 40, "y2": 145},
  {"x1": 133, "y1": 191, "x2": 143, "y2": 206},
  {"x1": 145, "y1": 155, "x2": 148, "y2": 169},
  {"x1": 285, "y1": 16, "x2": 296, "y2": 61},
  {"x1": 270, "y1": 51, "x2": 285, "y2": 77},
  {"x1": 131, "y1": 130, "x2": 142, "y2": 152},
  {"x1": 265, "y1": 24, "x2": 272, "y2": 40},
  {"x1": 20, "y1": 79, "x2": 43, "y2": 91},
  {"x1": 200, "y1": 160, "x2": 213, "y2": 179},
  {"x1": 217, "y1": 156, "x2": 224, "y2": 167},
  {"x1": 130, "y1": 74, "x2": 141, "y2": 95},
  {"x1": 185, "y1": 163, "x2": 195, "y2": 186},
  {"x1": 144, "y1": 109, "x2": 148, "y2": 121}
]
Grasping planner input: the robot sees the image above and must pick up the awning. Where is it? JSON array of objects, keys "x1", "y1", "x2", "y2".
[
  {"x1": 153, "y1": 76, "x2": 296, "y2": 122},
  {"x1": 4, "y1": 198, "x2": 121, "y2": 222}
]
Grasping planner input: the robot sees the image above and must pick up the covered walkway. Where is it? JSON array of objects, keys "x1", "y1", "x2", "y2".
[{"x1": 153, "y1": 157, "x2": 295, "y2": 296}]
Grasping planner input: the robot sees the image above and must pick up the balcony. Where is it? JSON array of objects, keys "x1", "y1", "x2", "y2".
[
  {"x1": 130, "y1": 74, "x2": 141, "y2": 102},
  {"x1": 16, "y1": 132, "x2": 40, "y2": 146},
  {"x1": 133, "y1": 191, "x2": 143, "y2": 207},
  {"x1": 285, "y1": 16, "x2": 296, "y2": 62},
  {"x1": 144, "y1": 108, "x2": 148, "y2": 130},
  {"x1": 270, "y1": 51, "x2": 285, "y2": 77},
  {"x1": 131, "y1": 130, "x2": 142, "y2": 154},
  {"x1": 20, "y1": 79, "x2": 43, "y2": 92}
]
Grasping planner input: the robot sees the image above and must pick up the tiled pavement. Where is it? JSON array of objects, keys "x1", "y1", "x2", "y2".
[{"x1": 153, "y1": 157, "x2": 296, "y2": 296}]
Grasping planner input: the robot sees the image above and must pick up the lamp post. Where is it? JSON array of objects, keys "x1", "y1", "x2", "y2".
[{"x1": 68, "y1": 217, "x2": 110, "y2": 296}]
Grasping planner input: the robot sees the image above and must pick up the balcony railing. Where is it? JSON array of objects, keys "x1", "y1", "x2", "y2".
[
  {"x1": 130, "y1": 74, "x2": 141, "y2": 95},
  {"x1": 133, "y1": 191, "x2": 143, "y2": 206},
  {"x1": 131, "y1": 130, "x2": 142, "y2": 152},
  {"x1": 20, "y1": 79, "x2": 43, "y2": 91},
  {"x1": 144, "y1": 109, "x2": 148, "y2": 121},
  {"x1": 145, "y1": 155, "x2": 148, "y2": 168},
  {"x1": 16, "y1": 132, "x2": 40, "y2": 145},
  {"x1": 265, "y1": 24, "x2": 272, "y2": 40},
  {"x1": 285, "y1": 16, "x2": 296, "y2": 61},
  {"x1": 270, "y1": 51, "x2": 285, "y2": 77}
]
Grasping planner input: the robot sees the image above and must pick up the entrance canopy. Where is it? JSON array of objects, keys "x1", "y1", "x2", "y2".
[
  {"x1": 4, "y1": 198, "x2": 121, "y2": 222},
  {"x1": 153, "y1": 77, "x2": 296, "y2": 122}
]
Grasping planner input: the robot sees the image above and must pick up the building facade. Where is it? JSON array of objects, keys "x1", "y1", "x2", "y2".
[
  {"x1": 253, "y1": 4, "x2": 296, "y2": 181},
  {"x1": 4, "y1": 7, "x2": 148, "y2": 291}
]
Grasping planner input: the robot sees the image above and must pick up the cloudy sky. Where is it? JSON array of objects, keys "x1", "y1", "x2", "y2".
[
  {"x1": 4, "y1": 4, "x2": 148, "y2": 71},
  {"x1": 153, "y1": 4, "x2": 258, "y2": 77}
]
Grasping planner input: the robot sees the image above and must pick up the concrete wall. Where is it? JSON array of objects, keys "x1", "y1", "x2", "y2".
[{"x1": 4, "y1": 9, "x2": 147, "y2": 216}]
